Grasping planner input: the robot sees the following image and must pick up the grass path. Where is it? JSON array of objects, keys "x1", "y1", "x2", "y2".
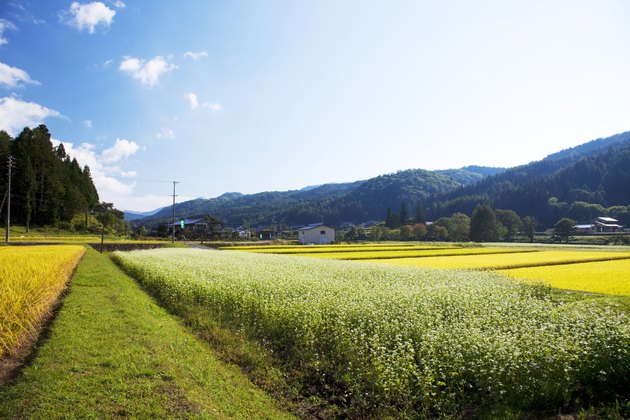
[{"x1": 0, "y1": 247, "x2": 292, "y2": 419}]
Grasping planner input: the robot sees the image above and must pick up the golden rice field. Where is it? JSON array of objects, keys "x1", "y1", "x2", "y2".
[
  {"x1": 501, "y1": 258, "x2": 630, "y2": 296},
  {"x1": 231, "y1": 245, "x2": 538, "y2": 260},
  {"x1": 223, "y1": 243, "x2": 458, "y2": 253},
  {"x1": 362, "y1": 249, "x2": 630, "y2": 270},
  {"x1": 0, "y1": 245, "x2": 85, "y2": 360}
]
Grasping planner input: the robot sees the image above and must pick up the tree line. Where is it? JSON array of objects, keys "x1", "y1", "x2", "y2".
[{"x1": 0, "y1": 125, "x2": 100, "y2": 230}]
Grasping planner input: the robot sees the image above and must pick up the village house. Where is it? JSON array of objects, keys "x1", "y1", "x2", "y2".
[
  {"x1": 575, "y1": 216, "x2": 624, "y2": 234},
  {"x1": 298, "y1": 223, "x2": 335, "y2": 244}
]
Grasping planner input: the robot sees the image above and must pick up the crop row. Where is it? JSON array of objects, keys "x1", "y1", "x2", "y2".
[
  {"x1": 365, "y1": 250, "x2": 630, "y2": 270},
  {"x1": 113, "y1": 248, "x2": 630, "y2": 417},
  {"x1": 222, "y1": 243, "x2": 451, "y2": 252},
  {"x1": 501, "y1": 259, "x2": 630, "y2": 296},
  {"x1": 228, "y1": 245, "x2": 460, "y2": 255},
  {"x1": 294, "y1": 247, "x2": 538, "y2": 260},
  {"x1": 0, "y1": 245, "x2": 85, "y2": 360}
]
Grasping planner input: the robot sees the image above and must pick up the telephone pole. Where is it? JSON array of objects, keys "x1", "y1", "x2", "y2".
[
  {"x1": 171, "y1": 181, "x2": 179, "y2": 243},
  {"x1": 6, "y1": 156, "x2": 14, "y2": 243}
]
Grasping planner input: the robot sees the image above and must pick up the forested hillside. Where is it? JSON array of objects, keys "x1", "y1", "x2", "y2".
[
  {"x1": 0, "y1": 125, "x2": 99, "y2": 229},
  {"x1": 134, "y1": 130, "x2": 630, "y2": 230},
  {"x1": 140, "y1": 168, "x2": 498, "y2": 227},
  {"x1": 429, "y1": 133, "x2": 630, "y2": 227}
]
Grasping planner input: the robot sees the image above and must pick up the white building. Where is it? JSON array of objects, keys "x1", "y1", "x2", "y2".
[{"x1": 298, "y1": 223, "x2": 335, "y2": 244}]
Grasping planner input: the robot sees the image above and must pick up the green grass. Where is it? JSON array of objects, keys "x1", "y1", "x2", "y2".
[{"x1": 0, "y1": 247, "x2": 292, "y2": 419}]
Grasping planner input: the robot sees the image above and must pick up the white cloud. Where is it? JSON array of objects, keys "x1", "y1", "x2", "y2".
[
  {"x1": 183, "y1": 51, "x2": 208, "y2": 60},
  {"x1": 64, "y1": 2, "x2": 116, "y2": 34},
  {"x1": 119, "y1": 56, "x2": 177, "y2": 88},
  {"x1": 101, "y1": 138, "x2": 140, "y2": 163},
  {"x1": 184, "y1": 92, "x2": 199, "y2": 110},
  {"x1": 185, "y1": 92, "x2": 223, "y2": 112},
  {"x1": 119, "y1": 169, "x2": 137, "y2": 178},
  {"x1": 0, "y1": 19, "x2": 16, "y2": 46},
  {"x1": 111, "y1": 0, "x2": 126, "y2": 8},
  {"x1": 207, "y1": 103, "x2": 223, "y2": 112},
  {"x1": 82, "y1": 119, "x2": 93, "y2": 128},
  {"x1": 0, "y1": 62, "x2": 39, "y2": 88},
  {"x1": 156, "y1": 127, "x2": 175, "y2": 139},
  {"x1": 0, "y1": 96, "x2": 62, "y2": 135}
]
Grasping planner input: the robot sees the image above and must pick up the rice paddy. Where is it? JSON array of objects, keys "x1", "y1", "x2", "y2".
[
  {"x1": 0, "y1": 245, "x2": 85, "y2": 360},
  {"x1": 501, "y1": 258, "x2": 630, "y2": 296}
]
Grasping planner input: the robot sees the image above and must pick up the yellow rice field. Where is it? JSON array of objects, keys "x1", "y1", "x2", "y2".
[
  {"x1": 362, "y1": 250, "x2": 630, "y2": 270},
  {"x1": 0, "y1": 245, "x2": 85, "y2": 359},
  {"x1": 223, "y1": 243, "x2": 457, "y2": 253},
  {"x1": 500, "y1": 259, "x2": 630, "y2": 296}
]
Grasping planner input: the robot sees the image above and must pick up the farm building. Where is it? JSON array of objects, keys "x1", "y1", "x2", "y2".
[
  {"x1": 298, "y1": 223, "x2": 335, "y2": 244},
  {"x1": 574, "y1": 217, "x2": 624, "y2": 234}
]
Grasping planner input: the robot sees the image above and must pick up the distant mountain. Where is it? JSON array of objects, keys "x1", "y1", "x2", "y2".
[
  {"x1": 124, "y1": 206, "x2": 166, "y2": 221},
  {"x1": 131, "y1": 130, "x2": 630, "y2": 229},
  {"x1": 135, "y1": 168, "x2": 498, "y2": 227}
]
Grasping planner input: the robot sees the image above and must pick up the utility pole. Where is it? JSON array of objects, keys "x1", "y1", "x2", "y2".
[
  {"x1": 171, "y1": 181, "x2": 179, "y2": 243},
  {"x1": 6, "y1": 156, "x2": 14, "y2": 243}
]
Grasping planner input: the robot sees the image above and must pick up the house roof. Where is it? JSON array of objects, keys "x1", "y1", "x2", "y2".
[
  {"x1": 596, "y1": 217, "x2": 619, "y2": 223},
  {"x1": 298, "y1": 223, "x2": 334, "y2": 231}
]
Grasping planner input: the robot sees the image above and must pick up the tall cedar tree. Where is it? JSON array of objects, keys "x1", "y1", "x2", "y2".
[{"x1": 6, "y1": 125, "x2": 99, "y2": 227}]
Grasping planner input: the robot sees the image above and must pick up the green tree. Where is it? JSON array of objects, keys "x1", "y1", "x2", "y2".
[
  {"x1": 414, "y1": 203, "x2": 426, "y2": 224},
  {"x1": 495, "y1": 209, "x2": 522, "y2": 241},
  {"x1": 399, "y1": 202, "x2": 409, "y2": 226},
  {"x1": 470, "y1": 204, "x2": 499, "y2": 242},
  {"x1": 399, "y1": 224, "x2": 413, "y2": 241},
  {"x1": 554, "y1": 218, "x2": 576, "y2": 244},
  {"x1": 521, "y1": 216, "x2": 538, "y2": 243}
]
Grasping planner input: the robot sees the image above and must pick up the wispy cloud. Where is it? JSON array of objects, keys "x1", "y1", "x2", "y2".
[
  {"x1": 184, "y1": 92, "x2": 199, "y2": 110},
  {"x1": 207, "y1": 103, "x2": 223, "y2": 112},
  {"x1": 119, "y1": 55, "x2": 177, "y2": 88},
  {"x1": 156, "y1": 127, "x2": 175, "y2": 140},
  {"x1": 0, "y1": 19, "x2": 16, "y2": 46},
  {"x1": 82, "y1": 119, "x2": 93, "y2": 128},
  {"x1": 0, "y1": 96, "x2": 62, "y2": 135},
  {"x1": 111, "y1": 0, "x2": 126, "y2": 8},
  {"x1": 185, "y1": 91, "x2": 222, "y2": 112},
  {"x1": 61, "y1": 2, "x2": 116, "y2": 34},
  {"x1": 183, "y1": 51, "x2": 208, "y2": 60},
  {"x1": 0, "y1": 62, "x2": 39, "y2": 88}
]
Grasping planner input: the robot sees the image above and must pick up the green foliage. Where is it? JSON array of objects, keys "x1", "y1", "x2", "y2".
[
  {"x1": 496, "y1": 209, "x2": 522, "y2": 241},
  {"x1": 470, "y1": 204, "x2": 500, "y2": 242},
  {"x1": 554, "y1": 218, "x2": 577, "y2": 243},
  {"x1": 521, "y1": 216, "x2": 538, "y2": 243}
]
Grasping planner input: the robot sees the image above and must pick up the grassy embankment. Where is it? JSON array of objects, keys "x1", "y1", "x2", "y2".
[{"x1": 0, "y1": 247, "x2": 291, "y2": 419}]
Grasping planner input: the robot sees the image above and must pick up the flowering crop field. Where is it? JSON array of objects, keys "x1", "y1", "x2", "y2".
[
  {"x1": 113, "y1": 248, "x2": 630, "y2": 417},
  {"x1": 364, "y1": 250, "x2": 630, "y2": 270},
  {"x1": 501, "y1": 259, "x2": 630, "y2": 296},
  {"x1": 0, "y1": 245, "x2": 85, "y2": 360}
]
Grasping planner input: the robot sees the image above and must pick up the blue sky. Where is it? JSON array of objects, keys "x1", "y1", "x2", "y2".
[{"x1": 1, "y1": 1, "x2": 630, "y2": 212}]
